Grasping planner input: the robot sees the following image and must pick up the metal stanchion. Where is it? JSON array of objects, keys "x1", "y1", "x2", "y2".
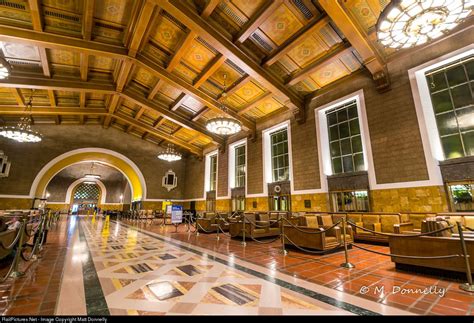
[
  {"x1": 280, "y1": 214, "x2": 287, "y2": 255},
  {"x1": 458, "y1": 222, "x2": 474, "y2": 292},
  {"x1": 10, "y1": 219, "x2": 27, "y2": 278},
  {"x1": 241, "y1": 215, "x2": 246, "y2": 247},
  {"x1": 340, "y1": 217, "x2": 355, "y2": 269},
  {"x1": 216, "y1": 221, "x2": 220, "y2": 241}
]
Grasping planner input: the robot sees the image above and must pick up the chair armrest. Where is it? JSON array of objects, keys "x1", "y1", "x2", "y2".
[
  {"x1": 394, "y1": 222, "x2": 414, "y2": 233},
  {"x1": 321, "y1": 225, "x2": 340, "y2": 237},
  {"x1": 255, "y1": 220, "x2": 271, "y2": 228}
]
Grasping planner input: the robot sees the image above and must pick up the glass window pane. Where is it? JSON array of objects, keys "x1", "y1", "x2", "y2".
[
  {"x1": 352, "y1": 135, "x2": 363, "y2": 153},
  {"x1": 428, "y1": 72, "x2": 448, "y2": 92},
  {"x1": 467, "y1": 61, "x2": 474, "y2": 80},
  {"x1": 339, "y1": 122, "x2": 350, "y2": 138},
  {"x1": 330, "y1": 126, "x2": 339, "y2": 140},
  {"x1": 348, "y1": 105, "x2": 358, "y2": 119},
  {"x1": 441, "y1": 135, "x2": 464, "y2": 159},
  {"x1": 328, "y1": 112, "x2": 337, "y2": 125},
  {"x1": 332, "y1": 157, "x2": 342, "y2": 174},
  {"x1": 451, "y1": 84, "x2": 473, "y2": 109},
  {"x1": 446, "y1": 65, "x2": 468, "y2": 86},
  {"x1": 462, "y1": 132, "x2": 474, "y2": 156},
  {"x1": 349, "y1": 119, "x2": 360, "y2": 135},
  {"x1": 354, "y1": 153, "x2": 365, "y2": 171},
  {"x1": 457, "y1": 106, "x2": 474, "y2": 132},
  {"x1": 436, "y1": 111, "x2": 458, "y2": 136},
  {"x1": 342, "y1": 156, "x2": 354, "y2": 172},
  {"x1": 337, "y1": 109, "x2": 347, "y2": 122},
  {"x1": 431, "y1": 90, "x2": 453, "y2": 113},
  {"x1": 340, "y1": 138, "x2": 351, "y2": 155},
  {"x1": 330, "y1": 141, "x2": 341, "y2": 157}
]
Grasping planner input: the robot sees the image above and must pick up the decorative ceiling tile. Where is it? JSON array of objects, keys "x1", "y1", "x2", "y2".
[
  {"x1": 286, "y1": 36, "x2": 328, "y2": 68},
  {"x1": 233, "y1": 81, "x2": 266, "y2": 103},
  {"x1": 209, "y1": 62, "x2": 242, "y2": 89},
  {"x1": 231, "y1": 0, "x2": 266, "y2": 19},
  {"x1": 94, "y1": 0, "x2": 133, "y2": 25},
  {"x1": 181, "y1": 40, "x2": 216, "y2": 72},
  {"x1": 259, "y1": 4, "x2": 303, "y2": 46},
  {"x1": 42, "y1": 0, "x2": 84, "y2": 14},
  {"x1": 0, "y1": 42, "x2": 40, "y2": 61},
  {"x1": 343, "y1": 0, "x2": 378, "y2": 32},
  {"x1": 152, "y1": 15, "x2": 186, "y2": 53},
  {"x1": 157, "y1": 83, "x2": 182, "y2": 101},
  {"x1": 48, "y1": 49, "x2": 79, "y2": 66},
  {"x1": 133, "y1": 68, "x2": 158, "y2": 89},
  {"x1": 309, "y1": 60, "x2": 350, "y2": 87},
  {"x1": 89, "y1": 56, "x2": 115, "y2": 71}
]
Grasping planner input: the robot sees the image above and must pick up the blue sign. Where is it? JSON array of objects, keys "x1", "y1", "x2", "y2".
[{"x1": 171, "y1": 205, "x2": 183, "y2": 224}]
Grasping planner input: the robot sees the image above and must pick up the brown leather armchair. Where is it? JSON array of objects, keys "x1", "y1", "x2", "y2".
[
  {"x1": 283, "y1": 215, "x2": 343, "y2": 251},
  {"x1": 196, "y1": 212, "x2": 218, "y2": 233},
  {"x1": 229, "y1": 213, "x2": 280, "y2": 239},
  {"x1": 318, "y1": 214, "x2": 353, "y2": 244}
]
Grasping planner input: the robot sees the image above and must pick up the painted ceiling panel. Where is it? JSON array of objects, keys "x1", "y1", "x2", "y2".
[{"x1": 259, "y1": 3, "x2": 303, "y2": 46}]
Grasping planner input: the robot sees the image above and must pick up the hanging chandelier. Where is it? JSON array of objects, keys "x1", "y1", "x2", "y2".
[
  {"x1": 84, "y1": 162, "x2": 101, "y2": 179},
  {"x1": 376, "y1": 0, "x2": 472, "y2": 49},
  {"x1": 205, "y1": 74, "x2": 241, "y2": 136},
  {"x1": 0, "y1": 57, "x2": 11, "y2": 80},
  {"x1": 157, "y1": 143, "x2": 182, "y2": 162},
  {"x1": 0, "y1": 89, "x2": 42, "y2": 143}
]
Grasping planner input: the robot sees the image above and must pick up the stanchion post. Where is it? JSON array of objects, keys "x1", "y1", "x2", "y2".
[
  {"x1": 340, "y1": 217, "x2": 355, "y2": 269},
  {"x1": 241, "y1": 214, "x2": 246, "y2": 247},
  {"x1": 10, "y1": 219, "x2": 27, "y2": 278},
  {"x1": 280, "y1": 214, "x2": 287, "y2": 256},
  {"x1": 458, "y1": 222, "x2": 474, "y2": 292}
]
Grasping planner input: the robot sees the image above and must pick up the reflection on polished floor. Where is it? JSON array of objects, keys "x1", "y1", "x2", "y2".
[{"x1": 0, "y1": 216, "x2": 473, "y2": 316}]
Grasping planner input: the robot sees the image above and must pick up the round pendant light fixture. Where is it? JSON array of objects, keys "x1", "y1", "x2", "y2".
[
  {"x1": 0, "y1": 57, "x2": 11, "y2": 80},
  {"x1": 157, "y1": 143, "x2": 182, "y2": 162},
  {"x1": 376, "y1": 0, "x2": 472, "y2": 49},
  {"x1": 205, "y1": 74, "x2": 242, "y2": 136},
  {"x1": 0, "y1": 89, "x2": 42, "y2": 143}
]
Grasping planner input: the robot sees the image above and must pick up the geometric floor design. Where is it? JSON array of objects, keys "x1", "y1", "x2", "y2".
[{"x1": 80, "y1": 219, "x2": 355, "y2": 315}]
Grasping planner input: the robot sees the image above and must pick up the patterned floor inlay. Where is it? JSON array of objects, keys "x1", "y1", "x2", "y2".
[{"x1": 75, "y1": 218, "x2": 385, "y2": 315}]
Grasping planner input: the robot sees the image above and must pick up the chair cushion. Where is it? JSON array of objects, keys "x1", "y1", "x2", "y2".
[
  {"x1": 325, "y1": 236, "x2": 338, "y2": 243},
  {"x1": 305, "y1": 216, "x2": 318, "y2": 228},
  {"x1": 464, "y1": 216, "x2": 474, "y2": 229},
  {"x1": 380, "y1": 214, "x2": 400, "y2": 233},
  {"x1": 348, "y1": 214, "x2": 362, "y2": 224},
  {"x1": 319, "y1": 215, "x2": 333, "y2": 226},
  {"x1": 362, "y1": 214, "x2": 380, "y2": 230}
]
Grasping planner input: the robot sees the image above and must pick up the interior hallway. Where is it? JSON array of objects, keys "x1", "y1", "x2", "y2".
[{"x1": 0, "y1": 216, "x2": 472, "y2": 315}]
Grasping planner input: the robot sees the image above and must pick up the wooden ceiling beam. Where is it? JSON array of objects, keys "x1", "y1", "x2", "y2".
[
  {"x1": 28, "y1": 0, "x2": 43, "y2": 31},
  {"x1": 318, "y1": 0, "x2": 390, "y2": 92},
  {"x1": 134, "y1": 106, "x2": 146, "y2": 120},
  {"x1": 219, "y1": 74, "x2": 250, "y2": 99},
  {"x1": 201, "y1": 0, "x2": 220, "y2": 18},
  {"x1": 0, "y1": 25, "x2": 128, "y2": 59},
  {"x1": 115, "y1": 60, "x2": 134, "y2": 92},
  {"x1": 0, "y1": 76, "x2": 116, "y2": 94},
  {"x1": 80, "y1": 53, "x2": 89, "y2": 81},
  {"x1": 170, "y1": 93, "x2": 188, "y2": 111},
  {"x1": 103, "y1": 95, "x2": 122, "y2": 128},
  {"x1": 136, "y1": 55, "x2": 254, "y2": 131},
  {"x1": 38, "y1": 47, "x2": 51, "y2": 78},
  {"x1": 234, "y1": 0, "x2": 284, "y2": 43},
  {"x1": 286, "y1": 43, "x2": 353, "y2": 86},
  {"x1": 82, "y1": 0, "x2": 95, "y2": 41},
  {"x1": 79, "y1": 115, "x2": 85, "y2": 124},
  {"x1": 160, "y1": 0, "x2": 303, "y2": 117},
  {"x1": 237, "y1": 92, "x2": 273, "y2": 116},
  {"x1": 122, "y1": 88, "x2": 223, "y2": 146},
  {"x1": 11, "y1": 88, "x2": 25, "y2": 107},
  {"x1": 80, "y1": 92, "x2": 86, "y2": 108},
  {"x1": 263, "y1": 15, "x2": 329, "y2": 67},
  {"x1": 0, "y1": 107, "x2": 107, "y2": 115},
  {"x1": 127, "y1": 0, "x2": 156, "y2": 57},
  {"x1": 153, "y1": 117, "x2": 166, "y2": 128},
  {"x1": 147, "y1": 79, "x2": 165, "y2": 100},
  {"x1": 167, "y1": 31, "x2": 196, "y2": 72},
  {"x1": 191, "y1": 106, "x2": 209, "y2": 122},
  {"x1": 112, "y1": 113, "x2": 202, "y2": 155},
  {"x1": 193, "y1": 54, "x2": 226, "y2": 88},
  {"x1": 48, "y1": 90, "x2": 56, "y2": 107},
  {"x1": 55, "y1": 115, "x2": 61, "y2": 125}
]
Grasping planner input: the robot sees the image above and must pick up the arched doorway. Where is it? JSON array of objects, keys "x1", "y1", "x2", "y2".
[{"x1": 71, "y1": 182, "x2": 101, "y2": 215}]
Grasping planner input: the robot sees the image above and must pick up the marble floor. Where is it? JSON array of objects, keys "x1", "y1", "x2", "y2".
[{"x1": 0, "y1": 216, "x2": 472, "y2": 315}]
